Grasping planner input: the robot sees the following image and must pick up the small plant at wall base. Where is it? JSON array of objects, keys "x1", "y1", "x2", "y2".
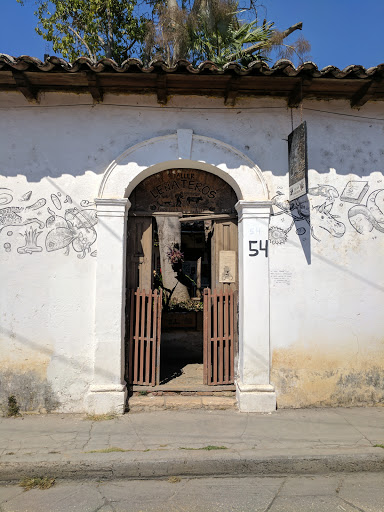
[
  {"x1": 7, "y1": 395, "x2": 20, "y2": 417},
  {"x1": 19, "y1": 477, "x2": 55, "y2": 491}
]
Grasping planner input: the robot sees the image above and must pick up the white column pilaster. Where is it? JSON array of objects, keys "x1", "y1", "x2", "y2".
[
  {"x1": 86, "y1": 198, "x2": 130, "y2": 414},
  {"x1": 235, "y1": 200, "x2": 276, "y2": 412}
]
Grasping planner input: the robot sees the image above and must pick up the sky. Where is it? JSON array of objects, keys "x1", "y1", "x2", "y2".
[{"x1": 0, "y1": 0, "x2": 383, "y2": 69}]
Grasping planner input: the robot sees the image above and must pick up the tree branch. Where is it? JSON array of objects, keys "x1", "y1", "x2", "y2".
[
  {"x1": 226, "y1": 21, "x2": 303, "y2": 62},
  {"x1": 67, "y1": 25, "x2": 95, "y2": 61},
  {"x1": 127, "y1": 39, "x2": 137, "y2": 52}
]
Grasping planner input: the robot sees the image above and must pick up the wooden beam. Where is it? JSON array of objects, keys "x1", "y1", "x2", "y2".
[
  {"x1": 11, "y1": 70, "x2": 38, "y2": 102},
  {"x1": 156, "y1": 74, "x2": 167, "y2": 105},
  {"x1": 287, "y1": 76, "x2": 312, "y2": 108},
  {"x1": 180, "y1": 214, "x2": 237, "y2": 222},
  {"x1": 224, "y1": 76, "x2": 240, "y2": 106},
  {"x1": 86, "y1": 71, "x2": 103, "y2": 103},
  {"x1": 350, "y1": 78, "x2": 382, "y2": 108}
]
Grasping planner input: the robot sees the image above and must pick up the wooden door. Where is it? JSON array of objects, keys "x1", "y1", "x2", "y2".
[
  {"x1": 203, "y1": 288, "x2": 235, "y2": 385},
  {"x1": 126, "y1": 215, "x2": 153, "y2": 291},
  {"x1": 211, "y1": 219, "x2": 238, "y2": 293},
  {"x1": 128, "y1": 289, "x2": 162, "y2": 386}
]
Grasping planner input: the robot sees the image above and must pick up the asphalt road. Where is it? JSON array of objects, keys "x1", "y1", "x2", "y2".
[{"x1": 0, "y1": 473, "x2": 383, "y2": 512}]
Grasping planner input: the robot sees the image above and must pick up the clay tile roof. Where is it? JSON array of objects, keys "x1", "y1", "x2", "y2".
[{"x1": 1, "y1": 54, "x2": 383, "y2": 107}]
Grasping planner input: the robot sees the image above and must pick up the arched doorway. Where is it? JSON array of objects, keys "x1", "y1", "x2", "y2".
[
  {"x1": 86, "y1": 131, "x2": 276, "y2": 414},
  {"x1": 126, "y1": 168, "x2": 239, "y2": 392}
]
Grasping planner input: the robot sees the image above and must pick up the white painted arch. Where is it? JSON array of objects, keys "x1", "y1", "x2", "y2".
[
  {"x1": 98, "y1": 131, "x2": 269, "y2": 202},
  {"x1": 86, "y1": 130, "x2": 276, "y2": 415}
]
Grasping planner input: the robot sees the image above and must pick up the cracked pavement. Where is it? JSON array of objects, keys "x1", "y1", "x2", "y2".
[
  {"x1": 0, "y1": 407, "x2": 383, "y2": 481},
  {"x1": 0, "y1": 473, "x2": 383, "y2": 511}
]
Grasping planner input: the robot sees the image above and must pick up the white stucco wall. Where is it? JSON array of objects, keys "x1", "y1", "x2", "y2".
[{"x1": 0, "y1": 91, "x2": 383, "y2": 411}]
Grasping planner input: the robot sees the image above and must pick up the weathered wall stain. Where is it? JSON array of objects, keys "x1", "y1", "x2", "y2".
[
  {"x1": 271, "y1": 346, "x2": 384, "y2": 408},
  {"x1": 0, "y1": 370, "x2": 60, "y2": 415}
]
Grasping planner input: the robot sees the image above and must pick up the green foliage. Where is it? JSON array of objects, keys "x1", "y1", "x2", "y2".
[
  {"x1": 17, "y1": 0, "x2": 309, "y2": 67},
  {"x1": 7, "y1": 395, "x2": 20, "y2": 417},
  {"x1": 16, "y1": 0, "x2": 148, "y2": 63},
  {"x1": 189, "y1": 8, "x2": 274, "y2": 66},
  {"x1": 168, "y1": 299, "x2": 203, "y2": 312}
]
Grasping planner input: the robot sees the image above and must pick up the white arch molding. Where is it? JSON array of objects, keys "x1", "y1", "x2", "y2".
[{"x1": 86, "y1": 130, "x2": 276, "y2": 414}]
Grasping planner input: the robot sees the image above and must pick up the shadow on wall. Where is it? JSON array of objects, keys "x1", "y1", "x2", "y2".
[{"x1": 0, "y1": 370, "x2": 60, "y2": 415}]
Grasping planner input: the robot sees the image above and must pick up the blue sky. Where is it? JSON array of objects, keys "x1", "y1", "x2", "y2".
[{"x1": 1, "y1": 0, "x2": 383, "y2": 69}]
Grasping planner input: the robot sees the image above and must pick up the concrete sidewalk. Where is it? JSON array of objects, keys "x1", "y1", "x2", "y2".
[{"x1": 1, "y1": 407, "x2": 384, "y2": 482}]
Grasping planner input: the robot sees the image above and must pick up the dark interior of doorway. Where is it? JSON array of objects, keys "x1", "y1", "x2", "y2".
[{"x1": 156, "y1": 220, "x2": 210, "y2": 386}]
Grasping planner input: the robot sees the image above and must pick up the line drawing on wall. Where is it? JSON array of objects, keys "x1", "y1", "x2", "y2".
[
  {"x1": 0, "y1": 189, "x2": 98, "y2": 258},
  {"x1": 307, "y1": 184, "x2": 339, "y2": 202},
  {"x1": 17, "y1": 227, "x2": 43, "y2": 254},
  {"x1": 26, "y1": 199, "x2": 46, "y2": 211},
  {"x1": 270, "y1": 191, "x2": 339, "y2": 242},
  {"x1": 0, "y1": 207, "x2": 45, "y2": 232},
  {"x1": 312, "y1": 202, "x2": 346, "y2": 238},
  {"x1": 0, "y1": 188, "x2": 13, "y2": 206},
  {"x1": 45, "y1": 207, "x2": 97, "y2": 258},
  {"x1": 348, "y1": 189, "x2": 384, "y2": 234},
  {"x1": 51, "y1": 194, "x2": 62, "y2": 210},
  {"x1": 341, "y1": 181, "x2": 369, "y2": 204},
  {"x1": 19, "y1": 191, "x2": 32, "y2": 202},
  {"x1": 80, "y1": 200, "x2": 95, "y2": 208}
]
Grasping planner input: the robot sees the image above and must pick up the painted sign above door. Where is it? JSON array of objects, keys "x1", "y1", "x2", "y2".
[{"x1": 129, "y1": 169, "x2": 238, "y2": 214}]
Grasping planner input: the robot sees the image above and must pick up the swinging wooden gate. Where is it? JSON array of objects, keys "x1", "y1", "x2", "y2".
[
  {"x1": 203, "y1": 288, "x2": 235, "y2": 385},
  {"x1": 128, "y1": 289, "x2": 162, "y2": 386},
  {"x1": 128, "y1": 288, "x2": 235, "y2": 387}
]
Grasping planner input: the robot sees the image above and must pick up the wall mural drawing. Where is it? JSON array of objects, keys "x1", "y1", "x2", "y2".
[
  {"x1": 269, "y1": 178, "x2": 384, "y2": 245},
  {"x1": 0, "y1": 207, "x2": 45, "y2": 232},
  {"x1": 348, "y1": 189, "x2": 384, "y2": 234},
  {"x1": 20, "y1": 191, "x2": 32, "y2": 202},
  {"x1": 18, "y1": 227, "x2": 43, "y2": 254},
  {"x1": 0, "y1": 189, "x2": 98, "y2": 258},
  {"x1": 45, "y1": 207, "x2": 97, "y2": 258},
  {"x1": 0, "y1": 188, "x2": 14, "y2": 206},
  {"x1": 26, "y1": 199, "x2": 46, "y2": 211},
  {"x1": 340, "y1": 181, "x2": 369, "y2": 204}
]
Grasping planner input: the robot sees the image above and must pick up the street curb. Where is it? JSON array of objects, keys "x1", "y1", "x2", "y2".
[{"x1": 1, "y1": 452, "x2": 384, "y2": 482}]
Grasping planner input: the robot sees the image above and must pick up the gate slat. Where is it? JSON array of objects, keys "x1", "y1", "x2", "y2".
[
  {"x1": 224, "y1": 291, "x2": 229, "y2": 383},
  {"x1": 133, "y1": 289, "x2": 140, "y2": 383},
  {"x1": 145, "y1": 289, "x2": 152, "y2": 385},
  {"x1": 156, "y1": 290, "x2": 162, "y2": 385},
  {"x1": 139, "y1": 289, "x2": 146, "y2": 384},
  {"x1": 152, "y1": 290, "x2": 157, "y2": 386},
  {"x1": 128, "y1": 289, "x2": 135, "y2": 383},
  {"x1": 229, "y1": 290, "x2": 234, "y2": 382},
  {"x1": 207, "y1": 288, "x2": 212, "y2": 384},
  {"x1": 218, "y1": 292, "x2": 224, "y2": 384},
  {"x1": 204, "y1": 288, "x2": 235, "y2": 386},
  {"x1": 212, "y1": 289, "x2": 218, "y2": 385},
  {"x1": 129, "y1": 288, "x2": 162, "y2": 387},
  {"x1": 203, "y1": 289, "x2": 208, "y2": 385}
]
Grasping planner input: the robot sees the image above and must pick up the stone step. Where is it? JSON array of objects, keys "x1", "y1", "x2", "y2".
[{"x1": 128, "y1": 395, "x2": 237, "y2": 412}]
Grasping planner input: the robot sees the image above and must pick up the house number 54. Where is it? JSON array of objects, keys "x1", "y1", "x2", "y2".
[{"x1": 249, "y1": 240, "x2": 268, "y2": 257}]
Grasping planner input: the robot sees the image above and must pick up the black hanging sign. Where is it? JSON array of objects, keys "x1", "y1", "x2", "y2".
[{"x1": 288, "y1": 121, "x2": 308, "y2": 201}]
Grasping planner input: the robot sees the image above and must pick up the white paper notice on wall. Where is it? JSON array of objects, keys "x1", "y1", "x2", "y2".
[
  {"x1": 271, "y1": 270, "x2": 292, "y2": 287},
  {"x1": 219, "y1": 251, "x2": 236, "y2": 283}
]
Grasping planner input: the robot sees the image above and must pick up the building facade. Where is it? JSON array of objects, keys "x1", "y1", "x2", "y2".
[{"x1": 1, "y1": 55, "x2": 383, "y2": 414}]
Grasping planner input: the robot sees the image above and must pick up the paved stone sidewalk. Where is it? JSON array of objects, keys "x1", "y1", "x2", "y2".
[{"x1": 0, "y1": 407, "x2": 384, "y2": 481}]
